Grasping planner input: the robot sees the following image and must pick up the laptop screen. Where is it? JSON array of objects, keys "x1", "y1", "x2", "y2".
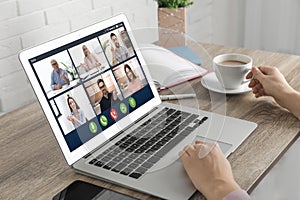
[{"x1": 28, "y1": 22, "x2": 154, "y2": 152}]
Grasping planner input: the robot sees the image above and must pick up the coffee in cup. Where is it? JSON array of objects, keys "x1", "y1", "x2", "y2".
[{"x1": 213, "y1": 54, "x2": 252, "y2": 89}]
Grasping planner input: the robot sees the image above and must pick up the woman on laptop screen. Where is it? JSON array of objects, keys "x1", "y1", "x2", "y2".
[
  {"x1": 80, "y1": 45, "x2": 102, "y2": 72},
  {"x1": 124, "y1": 64, "x2": 144, "y2": 94},
  {"x1": 66, "y1": 96, "x2": 88, "y2": 128}
]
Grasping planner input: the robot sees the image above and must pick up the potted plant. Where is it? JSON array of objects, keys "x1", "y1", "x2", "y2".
[
  {"x1": 60, "y1": 62, "x2": 77, "y2": 81},
  {"x1": 156, "y1": 0, "x2": 194, "y2": 9},
  {"x1": 155, "y1": 0, "x2": 194, "y2": 33}
]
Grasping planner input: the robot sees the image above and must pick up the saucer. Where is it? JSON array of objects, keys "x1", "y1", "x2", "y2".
[{"x1": 201, "y1": 72, "x2": 252, "y2": 94}]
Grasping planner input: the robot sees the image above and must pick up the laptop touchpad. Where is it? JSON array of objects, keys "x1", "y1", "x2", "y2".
[
  {"x1": 194, "y1": 136, "x2": 233, "y2": 155},
  {"x1": 147, "y1": 135, "x2": 232, "y2": 173}
]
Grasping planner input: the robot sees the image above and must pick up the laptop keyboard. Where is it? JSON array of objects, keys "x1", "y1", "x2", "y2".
[{"x1": 88, "y1": 107, "x2": 208, "y2": 179}]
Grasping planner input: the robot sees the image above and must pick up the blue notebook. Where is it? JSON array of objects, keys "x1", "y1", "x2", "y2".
[{"x1": 168, "y1": 46, "x2": 202, "y2": 65}]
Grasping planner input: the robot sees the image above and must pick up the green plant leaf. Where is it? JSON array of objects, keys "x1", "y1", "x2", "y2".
[
  {"x1": 60, "y1": 62, "x2": 77, "y2": 80},
  {"x1": 155, "y1": 0, "x2": 194, "y2": 8}
]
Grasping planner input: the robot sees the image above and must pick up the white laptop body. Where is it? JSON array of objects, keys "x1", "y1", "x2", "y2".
[{"x1": 19, "y1": 14, "x2": 257, "y2": 200}]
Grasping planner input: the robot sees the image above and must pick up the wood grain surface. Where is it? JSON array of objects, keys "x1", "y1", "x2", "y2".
[{"x1": 1, "y1": 43, "x2": 299, "y2": 200}]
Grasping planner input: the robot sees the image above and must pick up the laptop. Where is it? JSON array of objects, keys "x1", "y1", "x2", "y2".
[{"x1": 19, "y1": 14, "x2": 257, "y2": 200}]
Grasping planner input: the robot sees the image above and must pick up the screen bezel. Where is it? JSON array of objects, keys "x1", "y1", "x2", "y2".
[{"x1": 19, "y1": 14, "x2": 161, "y2": 165}]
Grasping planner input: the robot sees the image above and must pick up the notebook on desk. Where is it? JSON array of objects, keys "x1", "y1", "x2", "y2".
[
  {"x1": 140, "y1": 44, "x2": 208, "y2": 90},
  {"x1": 19, "y1": 14, "x2": 257, "y2": 200}
]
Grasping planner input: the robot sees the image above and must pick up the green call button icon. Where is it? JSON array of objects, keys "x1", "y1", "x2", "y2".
[
  {"x1": 129, "y1": 97, "x2": 136, "y2": 108},
  {"x1": 89, "y1": 122, "x2": 97, "y2": 133},
  {"x1": 120, "y1": 103, "x2": 127, "y2": 114},
  {"x1": 100, "y1": 115, "x2": 108, "y2": 127}
]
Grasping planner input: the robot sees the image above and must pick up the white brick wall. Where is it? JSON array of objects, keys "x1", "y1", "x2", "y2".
[
  {"x1": 0, "y1": 0, "x2": 212, "y2": 113},
  {"x1": 0, "y1": 54, "x2": 22, "y2": 78},
  {"x1": 0, "y1": 37, "x2": 22, "y2": 58},
  {"x1": 21, "y1": 23, "x2": 70, "y2": 48},
  {"x1": 0, "y1": 12, "x2": 45, "y2": 40},
  {"x1": 46, "y1": 0, "x2": 93, "y2": 25},
  {"x1": 70, "y1": 7, "x2": 112, "y2": 31},
  {"x1": 0, "y1": 1, "x2": 18, "y2": 21},
  {"x1": 18, "y1": 0, "x2": 69, "y2": 15}
]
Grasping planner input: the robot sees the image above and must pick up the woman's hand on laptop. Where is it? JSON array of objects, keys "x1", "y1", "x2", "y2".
[{"x1": 179, "y1": 140, "x2": 240, "y2": 200}]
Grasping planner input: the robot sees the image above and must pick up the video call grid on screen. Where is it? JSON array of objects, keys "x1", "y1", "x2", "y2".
[{"x1": 28, "y1": 22, "x2": 154, "y2": 151}]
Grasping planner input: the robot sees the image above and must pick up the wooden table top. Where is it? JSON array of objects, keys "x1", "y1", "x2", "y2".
[{"x1": 1, "y1": 43, "x2": 300, "y2": 200}]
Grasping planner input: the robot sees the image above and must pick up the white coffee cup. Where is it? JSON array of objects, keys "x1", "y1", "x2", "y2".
[{"x1": 213, "y1": 53, "x2": 252, "y2": 89}]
